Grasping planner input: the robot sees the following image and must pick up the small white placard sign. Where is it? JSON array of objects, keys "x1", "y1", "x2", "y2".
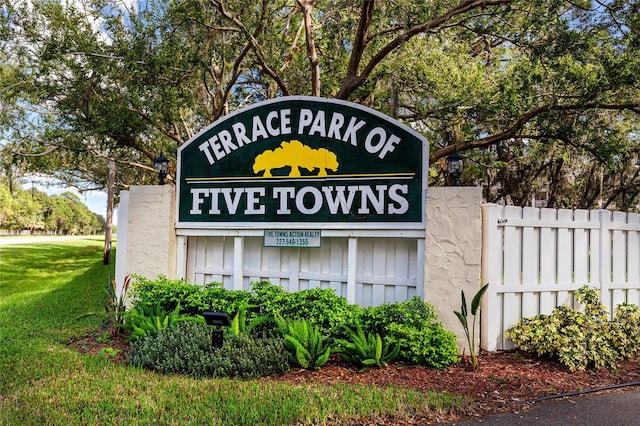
[{"x1": 264, "y1": 230, "x2": 321, "y2": 248}]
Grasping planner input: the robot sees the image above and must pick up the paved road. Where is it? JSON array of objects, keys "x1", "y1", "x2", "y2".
[
  {"x1": 447, "y1": 387, "x2": 640, "y2": 425},
  {"x1": 0, "y1": 235, "x2": 102, "y2": 246}
]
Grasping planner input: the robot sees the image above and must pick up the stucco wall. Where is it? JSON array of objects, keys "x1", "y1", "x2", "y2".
[
  {"x1": 125, "y1": 185, "x2": 177, "y2": 281},
  {"x1": 425, "y1": 187, "x2": 483, "y2": 355}
]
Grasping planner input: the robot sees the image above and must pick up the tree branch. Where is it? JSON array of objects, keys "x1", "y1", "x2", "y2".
[
  {"x1": 297, "y1": 0, "x2": 320, "y2": 96},
  {"x1": 429, "y1": 101, "x2": 640, "y2": 163},
  {"x1": 127, "y1": 105, "x2": 184, "y2": 145},
  {"x1": 209, "y1": 0, "x2": 290, "y2": 96},
  {"x1": 336, "y1": 0, "x2": 374, "y2": 99},
  {"x1": 337, "y1": 0, "x2": 513, "y2": 99},
  {"x1": 8, "y1": 144, "x2": 58, "y2": 157}
]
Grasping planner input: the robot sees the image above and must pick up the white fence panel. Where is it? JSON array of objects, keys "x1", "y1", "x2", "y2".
[
  {"x1": 501, "y1": 205, "x2": 523, "y2": 346},
  {"x1": 186, "y1": 234, "x2": 420, "y2": 307},
  {"x1": 556, "y1": 209, "x2": 574, "y2": 307},
  {"x1": 521, "y1": 207, "x2": 540, "y2": 318},
  {"x1": 188, "y1": 236, "x2": 234, "y2": 287},
  {"x1": 611, "y1": 212, "x2": 627, "y2": 308},
  {"x1": 628, "y1": 213, "x2": 640, "y2": 306},
  {"x1": 482, "y1": 204, "x2": 640, "y2": 351},
  {"x1": 573, "y1": 210, "x2": 590, "y2": 286},
  {"x1": 539, "y1": 208, "x2": 557, "y2": 314}
]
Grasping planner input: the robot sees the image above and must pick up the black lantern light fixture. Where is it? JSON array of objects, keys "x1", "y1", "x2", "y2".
[
  {"x1": 446, "y1": 150, "x2": 464, "y2": 186},
  {"x1": 153, "y1": 153, "x2": 170, "y2": 185},
  {"x1": 202, "y1": 311, "x2": 231, "y2": 349}
]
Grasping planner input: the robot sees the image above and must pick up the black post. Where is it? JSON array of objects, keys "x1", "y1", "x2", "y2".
[{"x1": 212, "y1": 327, "x2": 224, "y2": 348}]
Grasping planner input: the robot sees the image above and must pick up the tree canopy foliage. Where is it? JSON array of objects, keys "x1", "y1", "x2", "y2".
[
  {"x1": 1, "y1": 0, "x2": 639, "y2": 209},
  {"x1": 0, "y1": 178, "x2": 105, "y2": 234}
]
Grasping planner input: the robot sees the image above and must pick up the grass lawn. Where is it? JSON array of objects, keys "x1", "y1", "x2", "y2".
[{"x1": 0, "y1": 238, "x2": 466, "y2": 425}]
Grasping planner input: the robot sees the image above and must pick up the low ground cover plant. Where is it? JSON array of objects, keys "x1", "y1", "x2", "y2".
[
  {"x1": 507, "y1": 285, "x2": 640, "y2": 371},
  {"x1": 127, "y1": 322, "x2": 289, "y2": 379}
]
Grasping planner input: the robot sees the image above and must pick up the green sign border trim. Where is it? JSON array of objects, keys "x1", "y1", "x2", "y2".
[{"x1": 176, "y1": 96, "x2": 428, "y2": 230}]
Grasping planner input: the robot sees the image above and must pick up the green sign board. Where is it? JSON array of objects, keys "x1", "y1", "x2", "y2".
[{"x1": 177, "y1": 97, "x2": 428, "y2": 228}]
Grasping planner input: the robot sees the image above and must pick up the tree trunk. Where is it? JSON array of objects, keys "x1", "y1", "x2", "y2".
[{"x1": 103, "y1": 159, "x2": 115, "y2": 266}]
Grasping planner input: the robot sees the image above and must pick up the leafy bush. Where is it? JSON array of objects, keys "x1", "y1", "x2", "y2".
[
  {"x1": 131, "y1": 278, "x2": 358, "y2": 339},
  {"x1": 336, "y1": 325, "x2": 399, "y2": 372},
  {"x1": 253, "y1": 281, "x2": 358, "y2": 340},
  {"x1": 130, "y1": 275, "x2": 253, "y2": 317},
  {"x1": 387, "y1": 321, "x2": 459, "y2": 368},
  {"x1": 358, "y1": 297, "x2": 438, "y2": 336},
  {"x1": 611, "y1": 303, "x2": 640, "y2": 359},
  {"x1": 357, "y1": 297, "x2": 459, "y2": 368},
  {"x1": 275, "y1": 315, "x2": 331, "y2": 370},
  {"x1": 506, "y1": 286, "x2": 637, "y2": 371},
  {"x1": 130, "y1": 275, "x2": 199, "y2": 312},
  {"x1": 127, "y1": 322, "x2": 289, "y2": 379},
  {"x1": 129, "y1": 278, "x2": 460, "y2": 369},
  {"x1": 118, "y1": 302, "x2": 182, "y2": 342}
]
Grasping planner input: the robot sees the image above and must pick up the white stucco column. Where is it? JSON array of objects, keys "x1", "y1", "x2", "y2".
[
  {"x1": 425, "y1": 187, "x2": 483, "y2": 355},
  {"x1": 125, "y1": 185, "x2": 177, "y2": 281}
]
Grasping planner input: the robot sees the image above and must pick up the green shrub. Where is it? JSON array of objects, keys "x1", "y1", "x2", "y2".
[
  {"x1": 118, "y1": 302, "x2": 182, "y2": 341},
  {"x1": 127, "y1": 322, "x2": 289, "y2": 379},
  {"x1": 190, "y1": 283, "x2": 252, "y2": 317},
  {"x1": 336, "y1": 325, "x2": 399, "y2": 372},
  {"x1": 253, "y1": 281, "x2": 358, "y2": 341},
  {"x1": 130, "y1": 275, "x2": 253, "y2": 317},
  {"x1": 250, "y1": 279, "x2": 287, "y2": 302},
  {"x1": 387, "y1": 321, "x2": 459, "y2": 368},
  {"x1": 130, "y1": 278, "x2": 359, "y2": 339},
  {"x1": 131, "y1": 275, "x2": 200, "y2": 313},
  {"x1": 358, "y1": 297, "x2": 459, "y2": 368},
  {"x1": 611, "y1": 303, "x2": 640, "y2": 359},
  {"x1": 506, "y1": 286, "x2": 627, "y2": 371},
  {"x1": 358, "y1": 297, "x2": 438, "y2": 336},
  {"x1": 275, "y1": 315, "x2": 331, "y2": 370},
  {"x1": 129, "y1": 278, "x2": 460, "y2": 369}
]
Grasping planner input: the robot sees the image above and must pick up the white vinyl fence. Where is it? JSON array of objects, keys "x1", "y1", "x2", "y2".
[
  {"x1": 481, "y1": 204, "x2": 640, "y2": 351},
  {"x1": 182, "y1": 232, "x2": 424, "y2": 307}
]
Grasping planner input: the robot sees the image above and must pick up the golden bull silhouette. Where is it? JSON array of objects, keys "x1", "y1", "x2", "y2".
[{"x1": 252, "y1": 140, "x2": 339, "y2": 177}]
